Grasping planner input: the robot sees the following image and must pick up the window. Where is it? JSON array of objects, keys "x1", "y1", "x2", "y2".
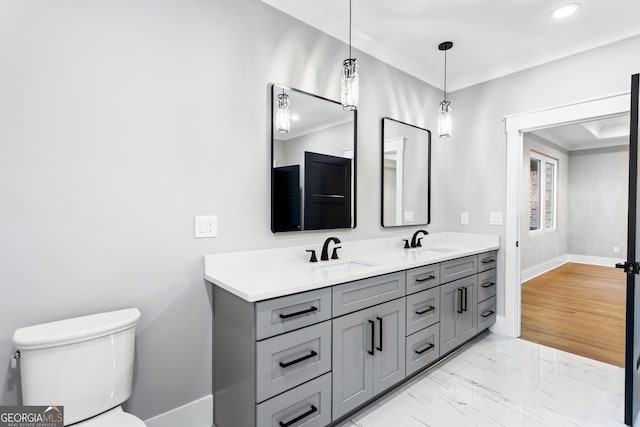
[{"x1": 529, "y1": 151, "x2": 557, "y2": 233}]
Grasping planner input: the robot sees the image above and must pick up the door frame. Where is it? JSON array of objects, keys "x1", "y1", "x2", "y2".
[{"x1": 495, "y1": 91, "x2": 631, "y2": 338}]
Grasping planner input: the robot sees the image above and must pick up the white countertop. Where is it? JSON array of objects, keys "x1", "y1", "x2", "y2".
[{"x1": 204, "y1": 232, "x2": 499, "y2": 302}]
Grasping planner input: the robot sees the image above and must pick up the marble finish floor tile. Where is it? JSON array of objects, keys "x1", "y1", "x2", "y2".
[{"x1": 339, "y1": 333, "x2": 631, "y2": 427}]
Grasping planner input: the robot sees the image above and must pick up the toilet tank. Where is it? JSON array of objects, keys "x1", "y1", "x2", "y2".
[{"x1": 13, "y1": 308, "x2": 141, "y2": 426}]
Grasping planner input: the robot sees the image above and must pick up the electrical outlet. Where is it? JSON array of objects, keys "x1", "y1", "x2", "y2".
[
  {"x1": 195, "y1": 215, "x2": 217, "y2": 238},
  {"x1": 614, "y1": 246, "x2": 621, "y2": 254},
  {"x1": 461, "y1": 212, "x2": 469, "y2": 225},
  {"x1": 404, "y1": 211, "x2": 414, "y2": 222},
  {"x1": 489, "y1": 212, "x2": 503, "y2": 226}
]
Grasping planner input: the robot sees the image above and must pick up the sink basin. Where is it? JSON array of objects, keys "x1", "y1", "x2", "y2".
[{"x1": 315, "y1": 260, "x2": 375, "y2": 274}]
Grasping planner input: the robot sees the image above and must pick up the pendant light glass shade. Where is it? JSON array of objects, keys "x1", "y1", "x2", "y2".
[
  {"x1": 275, "y1": 92, "x2": 290, "y2": 134},
  {"x1": 438, "y1": 100, "x2": 452, "y2": 138},
  {"x1": 341, "y1": 58, "x2": 359, "y2": 111}
]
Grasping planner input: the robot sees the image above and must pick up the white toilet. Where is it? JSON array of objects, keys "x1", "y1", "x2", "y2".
[{"x1": 12, "y1": 308, "x2": 146, "y2": 426}]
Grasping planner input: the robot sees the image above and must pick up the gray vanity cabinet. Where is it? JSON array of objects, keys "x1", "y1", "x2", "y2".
[
  {"x1": 440, "y1": 275, "x2": 478, "y2": 355},
  {"x1": 332, "y1": 298, "x2": 406, "y2": 420}
]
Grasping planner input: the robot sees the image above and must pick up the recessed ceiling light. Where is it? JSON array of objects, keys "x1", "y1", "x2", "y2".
[
  {"x1": 550, "y1": 3, "x2": 581, "y2": 19},
  {"x1": 291, "y1": 114, "x2": 300, "y2": 121}
]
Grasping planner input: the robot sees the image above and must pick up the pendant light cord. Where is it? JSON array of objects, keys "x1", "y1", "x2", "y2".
[
  {"x1": 349, "y1": 0, "x2": 352, "y2": 59},
  {"x1": 444, "y1": 49, "x2": 447, "y2": 101}
]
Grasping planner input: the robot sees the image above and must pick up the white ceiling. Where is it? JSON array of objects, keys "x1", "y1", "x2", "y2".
[
  {"x1": 261, "y1": 0, "x2": 640, "y2": 91},
  {"x1": 530, "y1": 114, "x2": 630, "y2": 151}
]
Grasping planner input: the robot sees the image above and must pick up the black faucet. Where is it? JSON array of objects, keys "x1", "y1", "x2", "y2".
[
  {"x1": 410, "y1": 230, "x2": 428, "y2": 248},
  {"x1": 321, "y1": 237, "x2": 341, "y2": 261}
]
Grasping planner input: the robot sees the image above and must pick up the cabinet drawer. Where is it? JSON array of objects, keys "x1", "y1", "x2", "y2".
[
  {"x1": 406, "y1": 263, "x2": 440, "y2": 295},
  {"x1": 256, "y1": 288, "x2": 332, "y2": 340},
  {"x1": 256, "y1": 321, "x2": 331, "y2": 403},
  {"x1": 478, "y1": 297, "x2": 497, "y2": 331},
  {"x1": 332, "y1": 272, "x2": 406, "y2": 317},
  {"x1": 256, "y1": 372, "x2": 331, "y2": 427},
  {"x1": 440, "y1": 255, "x2": 477, "y2": 283},
  {"x1": 406, "y1": 323, "x2": 440, "y2": 376},
  {"x1": 477, "y1": 269, "x2": 497, "y2": 303},
  {"x1": 406, "y1": 287, "x2": 439, "y2": 336},
  {"x1": 478, "y1": 251, "x2": 497, "y2": 272}
]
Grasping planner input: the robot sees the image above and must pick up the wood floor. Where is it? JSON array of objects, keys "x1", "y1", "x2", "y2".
[{"x1": 521, "y1": 262, "x2": 626, "y2": 367}]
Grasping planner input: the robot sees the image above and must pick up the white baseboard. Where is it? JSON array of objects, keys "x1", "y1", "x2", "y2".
[
  {"x1": 491, "y1": 314, "x2": 517, "y2": 338},
  {"x1": 520, "y1": 255, "x2": 568, "y2": 283},
  {"x1": 144, "y1": 394, "x2": 213, "y2": 427},
  {"x1": 567, "y1": 254, "x2": 623, "y2": 267}
]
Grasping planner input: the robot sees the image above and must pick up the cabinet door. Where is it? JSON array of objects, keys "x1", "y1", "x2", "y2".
[
  {"x1": 458, "y1": 276, "x2": 477, "y2": 343},
  {"x1": 372, "y1": 298, "x2": 406, "y2": 394},
  {"x1": 440, "y1": 280, "x2": 461, "y2": 355},
  {"x1": 332, "y1": 308, "x2": 374, "y2": 420}
]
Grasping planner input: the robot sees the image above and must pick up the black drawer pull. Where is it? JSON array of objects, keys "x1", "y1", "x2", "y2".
[
  {"x1": 279, "y1": 405, "x2": 318, "y2": 427},
  {"x1": 279, "y1": 306, "x2": 318, "y2": 320},
  {"x1": 481, "y1": 282, "x2": 496, "y2": 288},
  {"x1": 415, "y1": 343, "x2": 435, "y2": 355},
  {"x1": 415, "y1": 275, "x2": 436, "y2": 283},
  {"x1": 481, "y1": 258, "x2": 495, "y2": 264},
  {"x1": 368, "y1": 320, "x2": 375, "y2": 355},
  {"x1": 457, "y1": 288, "x2": 463, "y2": 314},
  {"x1": 462, "y1": 287, "x2": 468, "y2": 312},
  {"x1": 481, "y1": 310, "x2": 495, "y2": 318},
  {"x1": 279, "y1": 350, "x2": 318, "y2": 368},
  {"x1": 376, "y1": 317, "x2": 383, "y2": 352},
  {"x1": 415, "y1": 306, "x2": 435, "y2": 315}
]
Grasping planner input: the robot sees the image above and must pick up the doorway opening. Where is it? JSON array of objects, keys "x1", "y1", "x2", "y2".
[
  {"x1": 517, "y1": 115, "x2": 630, "y2": 366},
  {"x1": 497, "y1": 91, "x2": 631, "y2": 339}
]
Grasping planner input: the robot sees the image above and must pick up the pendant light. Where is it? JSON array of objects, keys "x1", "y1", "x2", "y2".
[
  {"x1": 275, "y1": 88, "x2": 290, "y2": 134},
  {"x1": 438, "y1": 41, "x2": 453, "y2": 138},
  {"x1": 341, "y1": 0, "x2": 359, "y2": 111}
]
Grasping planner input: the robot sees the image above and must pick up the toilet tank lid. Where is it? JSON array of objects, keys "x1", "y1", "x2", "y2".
[{"x1": 13, "y1": 308, "x2": 141, "y2": 351}]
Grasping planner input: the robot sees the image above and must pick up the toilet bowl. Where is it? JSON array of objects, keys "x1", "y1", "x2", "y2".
[{"x1": 12, "y1": 308, "x2": 146, "y2": 426}]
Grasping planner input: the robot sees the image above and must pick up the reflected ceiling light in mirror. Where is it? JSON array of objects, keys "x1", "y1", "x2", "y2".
[
  {"x1": 438, "y1": 41, "x2": 453, "y2": 138},
  {"x1": 275, "y1": 89, "x2": 290, "y2": 133},
  {"x1": 341, "y1": 0, "x2": 359, "y2": 111},
  {"x1": 290, "y1": 114, "x2": 300, "y2": 122},
  {"x1": 550, "y1": 3, "x2": 581, "y2": 19}
]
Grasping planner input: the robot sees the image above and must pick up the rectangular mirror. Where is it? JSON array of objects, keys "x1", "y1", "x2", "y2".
[
  {"x1": 271, "y1": 84, "x2": 357, "y2": 232},
  {"x1": 381, "y1": 117, "x2": 431, "y2": 227}
]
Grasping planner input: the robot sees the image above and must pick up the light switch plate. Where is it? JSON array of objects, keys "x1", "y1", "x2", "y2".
[
  {"x1": 195, "y1": 215, "x2": 217, "y2": 238},
  {"x1": 489, "y1": 212, "x2": 503, "y2": 226},
  {"x1": 461, "y1": 212, "x2": 469, "y2": 225}
]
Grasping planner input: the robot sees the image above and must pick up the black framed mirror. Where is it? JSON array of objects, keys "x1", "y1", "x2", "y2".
[
  {"x1": 381, "y1": 117, "x2": 431, "y2": 227},
  {"x1": 271, "y1": 84, "x2": 357, "y2": 233}
]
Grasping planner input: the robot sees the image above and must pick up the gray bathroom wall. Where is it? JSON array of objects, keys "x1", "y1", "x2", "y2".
[
  {"x1": 0, "y1": 0, "x2": 448, "y2": 420},
  {"x1": 568, "y1": 145, "x2": 629, "y2": 258},
  {"x1": 519, "y1": 134, "x2": 569, "y2": 271},
  {"x1": 445, "y1": 35, "x2": 640, "y2": 314}
]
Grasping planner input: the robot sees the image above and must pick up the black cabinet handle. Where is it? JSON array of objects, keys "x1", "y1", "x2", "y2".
[
  {"x1": 415, "y1": 343, "x2": 435, "y2": 355},
  {"x1": 481, "y1": 310, "x2": 495, "y2": 318},
  {"x1": 376, "y1": 317, "x2": 383, "y2": 352},
  {"x1": 462, "y1": 287, "x2": 468, "y2": 312},
  {"x1": 415, "y1": 275, "x2": 436, "y2": 283},
  {"x1": 279, "y1": 405, "x2": 318, "y2": 427},
  {"x1": 481, "y1": 258, "x2": 495, "y2": 264},
  {"x1": 279, "y1": 306, "x2": 318, "y2": 320},
  {"x1": 279, "y1": 350, "x2": 318, "y2": 369},
  {"x1": 457, "y1": 288, "x2": 463, "y2": 314},
  {"x1": 481, "y1": 282, "x2": 496, "y2": 288},
  {"x1": 368, "y1": 320, "x2": 375, "y2": 355},
  {"x1": 415, "y1": 306, "x2": 435, "y2": 315}
]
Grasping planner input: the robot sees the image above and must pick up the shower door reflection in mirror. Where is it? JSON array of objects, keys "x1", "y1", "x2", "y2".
[
  {"x1": 271, "y1": 84, "x2": 357, "y2": 232},
  {"x1": 381, "y1": 117, "x2": 431, "y2": 227}
]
